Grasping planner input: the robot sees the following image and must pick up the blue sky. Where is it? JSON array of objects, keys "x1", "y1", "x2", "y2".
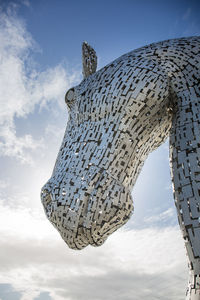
[{"x1": 0, "y1": 0, "x2": 200, "y2": 299}]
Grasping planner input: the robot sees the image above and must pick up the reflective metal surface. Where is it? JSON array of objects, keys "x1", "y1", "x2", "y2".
[{"x1": 41, "y1": 37, "x2": 200, "y2": 299}]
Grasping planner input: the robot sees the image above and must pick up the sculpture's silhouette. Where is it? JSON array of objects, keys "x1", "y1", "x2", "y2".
[{"x1": 41, "y1": 37, "x2": 200, "y2": 299}]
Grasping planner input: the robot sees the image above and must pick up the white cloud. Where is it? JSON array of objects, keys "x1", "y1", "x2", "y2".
[
  {"x1": 144, "y1": 207, "x2": 175, "y2": 224},
  {"x1": 0, "y1": 127, "x2": 43, "y2": 164},
  {"x1": 0, "y1": 179, "x2": 9, "y2": 189},
  {"x1": 0, "y1": 5, "x2": 81, "y2": 164},
  {"x1": 0, "y1": 200, "x2": 188, "y2": 300},
  {"x1": 44, "y1": 123, "x2": 67, "y2": 143}
]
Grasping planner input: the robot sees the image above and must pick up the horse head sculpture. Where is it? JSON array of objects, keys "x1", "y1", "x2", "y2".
[{"x1": 41, "y1": 37, "x2": 200, "y2": 299}]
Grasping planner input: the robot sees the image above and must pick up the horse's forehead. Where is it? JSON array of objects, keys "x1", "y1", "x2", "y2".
[{"x1": 78, "y1": 61, "x2": 139, "y2": 97}]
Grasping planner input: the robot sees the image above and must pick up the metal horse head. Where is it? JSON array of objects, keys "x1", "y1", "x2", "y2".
[{"x1": 41, "y1": 37, "x2": 200, "y2": 298}]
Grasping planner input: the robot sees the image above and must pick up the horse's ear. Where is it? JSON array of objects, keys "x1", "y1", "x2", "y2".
[{"x1": 82, "y1": 42, "x2": 97, "y2": 78}]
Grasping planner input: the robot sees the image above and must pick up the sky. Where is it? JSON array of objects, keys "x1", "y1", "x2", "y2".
[{"x1": 0, "y1": 0, "x2": 200, "y2": 299}]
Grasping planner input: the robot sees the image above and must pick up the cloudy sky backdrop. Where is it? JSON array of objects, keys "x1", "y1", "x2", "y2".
[{"x1": 0, "y1": 0, "x2": 200, "y2": 299}]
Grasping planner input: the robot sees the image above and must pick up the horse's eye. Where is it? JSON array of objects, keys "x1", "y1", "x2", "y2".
[{"x1": 65, "y1": 88, "x2": 75, "y2": 107}]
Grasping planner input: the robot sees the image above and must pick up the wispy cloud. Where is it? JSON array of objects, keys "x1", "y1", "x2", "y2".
[
  {"x1": 0, "y1": 179, "x2": 9, "y2": 190},
  {"x1": 182, "y1": 8, "x2": 191, "y2": 21},
  {"x1": 144, "y1": 207, "x2": 176, "y2": 225},
  {"x1": 181, "y1": 7, "x2": 200, "y2": 36},
  {"x1": 0, "y1": 5, "x2": 81, "y2": 164},
  {"x1": 182, "y1": 22, "x2": 200, "y2": 37}
]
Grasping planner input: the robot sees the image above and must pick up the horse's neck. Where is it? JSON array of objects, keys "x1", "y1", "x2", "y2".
[{"x1": 169, "y1": 69, "x2": 200, "y2": 297}]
